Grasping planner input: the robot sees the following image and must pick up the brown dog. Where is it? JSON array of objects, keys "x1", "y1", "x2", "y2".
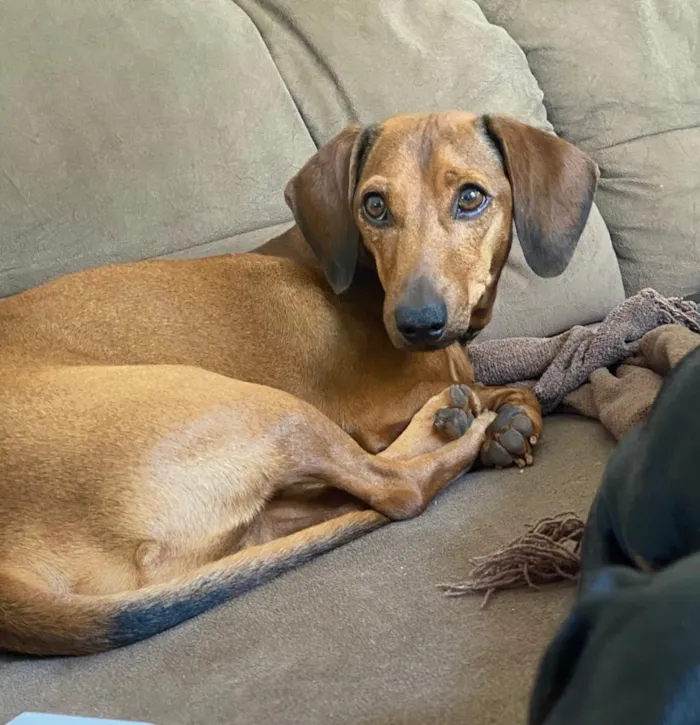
[{"x1": 0, "y1": 111, "x2": 597, "y2": 655}]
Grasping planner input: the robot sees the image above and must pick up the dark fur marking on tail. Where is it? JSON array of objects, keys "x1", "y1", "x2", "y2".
[
  {"x1": 109, "y1": 569, "x2": 272, "y2": 647},
  {"x1": 109, "y1": 515, "x2": 384, "y2": 647}
]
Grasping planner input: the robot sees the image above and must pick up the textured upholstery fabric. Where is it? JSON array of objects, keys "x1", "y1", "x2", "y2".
[
  {"x1": 0, "y1": 0, "x2": 316, "y2": 298},
  {"x1": 0, "y1": 1, "x2": 641, "y2": 722},
  {"x1": 478, "y1": 0, "x2": 700, "y2": 297}
]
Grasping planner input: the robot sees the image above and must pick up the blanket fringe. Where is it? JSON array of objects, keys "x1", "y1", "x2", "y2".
[{"x1": 437, "y1": 512, "x2": 584, "y2": 608}]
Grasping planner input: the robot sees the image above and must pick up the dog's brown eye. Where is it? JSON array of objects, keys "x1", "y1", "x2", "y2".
[
  {"x1": 363, "y1": 193, "x2": 388, "y2": 222},
  {"x1": 456, "y1": 185, "x2": 488, "y2": 217}
]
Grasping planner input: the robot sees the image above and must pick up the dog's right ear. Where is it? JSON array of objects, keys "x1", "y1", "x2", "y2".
[
  {"x1": 284, "y1": 125, "x2": 372, "y2": 295},
  {"x1": 484, "y1": 115, "x2": 598, "y2": 279}
]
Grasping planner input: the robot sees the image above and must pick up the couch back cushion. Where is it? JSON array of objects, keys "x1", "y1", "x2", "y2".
[
  {"x1": 0, "y1": 0, "x2": 316, "y2": 297},
  {"x1": 0, "y1": 0, "x2": 624, "y2": 338},
  {"x1": 478, "y1": 0, "x2": 700, "y2": 298}
]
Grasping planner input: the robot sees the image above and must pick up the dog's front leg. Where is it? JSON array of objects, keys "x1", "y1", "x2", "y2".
[{"x1": 295, "y1": 385, "x2": 495, "y2": 520}]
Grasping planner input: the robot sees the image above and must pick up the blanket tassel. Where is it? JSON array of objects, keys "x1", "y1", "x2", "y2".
[{"x1": 437, "y1": 513, "x2": 585, "y2": 608}]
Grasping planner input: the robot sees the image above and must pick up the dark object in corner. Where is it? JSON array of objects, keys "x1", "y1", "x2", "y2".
[
  {"x1": 684, "y1": 290, "x2": 700, "y2": 306},
  {"x1": 529, "y1": 344, "x2": 700, "y2": 724}
]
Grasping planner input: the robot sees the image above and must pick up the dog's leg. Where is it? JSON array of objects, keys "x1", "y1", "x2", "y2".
[
  {"x1": 380, "y1": 383, "x2": 482, "y2": 459},
  {"x1": 244, "y1": 383, "x2": 485, "y2": 545},
  {"x1": 1, "y1": 368, "x2": 488, "y2": 593},
  {"x1": 0, "y1": 369, "x2": 493, "y2": 654},
  {"x1": 354, "y1": 380, "x2": 542, "y2": 470},
  {"x1": 280, "y1": 384, "x2": 495, "y2": 520},
  {"x1": 468, "y1": 384, "x2": 543, "y2": 469}
]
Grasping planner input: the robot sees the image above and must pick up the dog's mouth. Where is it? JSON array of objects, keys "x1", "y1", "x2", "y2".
[
  {"x1": 459, "y1": 327, "x2": 481, "y2": 345},
  {"x1": 407, "y1": 341, "x2": 451, "y2": 352},
  {"x1": 398, "y1": 327, "x2": 480, "y2": 353}
]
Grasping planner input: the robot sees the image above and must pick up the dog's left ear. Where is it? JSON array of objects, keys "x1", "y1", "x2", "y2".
[
  {"x1": 284, "y1": 125, "x2": 372, "y2": 294},
  {"x1": 484, "y1": 116, "x2": 599, "y2": 278}
]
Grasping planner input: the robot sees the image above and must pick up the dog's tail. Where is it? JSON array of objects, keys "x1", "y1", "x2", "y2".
[{"x1": 0, "y1": 510, "x2": 387, "y2": 656}]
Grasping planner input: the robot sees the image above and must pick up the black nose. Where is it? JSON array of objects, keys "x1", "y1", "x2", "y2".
[{"x1": 395, "y1": 301, "x2": 447, "y2": 343}]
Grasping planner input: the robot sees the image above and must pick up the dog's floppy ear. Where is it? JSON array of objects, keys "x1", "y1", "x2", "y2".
[
  {"x1": 284, "y1": 124, "x2": 372, "y2": 294},
  {"x1": 484, "y1": 116, "x2": 598, "y2": 278}
]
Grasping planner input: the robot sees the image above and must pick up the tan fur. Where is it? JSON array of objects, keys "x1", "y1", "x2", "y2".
[{"x1": 0, "y1": 111, "x2": 597, "y2": 655}]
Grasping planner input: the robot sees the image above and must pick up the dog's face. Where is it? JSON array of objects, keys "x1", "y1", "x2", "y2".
[{"x1": 285, "y1": 112, "x2": 598, "y2": 351}]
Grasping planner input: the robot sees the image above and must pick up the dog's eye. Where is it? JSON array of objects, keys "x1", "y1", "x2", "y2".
[
  {"x1": 363, "y1": 193, "x2": 388, "y2": 223},
  {"x1": 456, "y1": 185, "x2": 488, "y2": 218}
]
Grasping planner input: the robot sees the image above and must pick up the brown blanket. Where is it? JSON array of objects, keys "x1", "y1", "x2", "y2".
[
  {"x1": 469, "y1": 288, "x2": 700, "y2": 438},
  {"x1": 564, "y1": 325, "x2": 700, "y2": 440},
  {"x1": 440, "y1": 290, "x2": 700, "y2": 601}
]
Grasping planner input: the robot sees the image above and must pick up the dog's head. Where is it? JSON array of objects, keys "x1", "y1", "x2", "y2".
[{"x1": 284, "y1": 112, "x2": 598, "y2": 351}]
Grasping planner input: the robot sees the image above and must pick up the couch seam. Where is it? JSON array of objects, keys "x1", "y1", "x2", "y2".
[
  {"x1": 0, "y1": 219, "x2": 295, "y2": 279},
  {"x1": 223, "y1": 0, "x2": 317, "y2": 148},
  {"x1": 593, "y1": 122, "x2": 700, "y2": 154},
  {"x1": 156, "y1": 219, "x2": 294, "y2": 258}
]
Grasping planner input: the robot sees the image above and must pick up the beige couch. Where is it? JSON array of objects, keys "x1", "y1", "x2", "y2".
[{"x1": 0, "y1": 1, "x2": 698, "y2": 723}]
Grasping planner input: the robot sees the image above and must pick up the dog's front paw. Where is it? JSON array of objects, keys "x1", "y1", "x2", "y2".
[
  {"x1": 432, "y1": 385, "x2": 480, "y2": 441},
  {"x1": 479, "y1": 404, "x2": 538, "y2": 469}
]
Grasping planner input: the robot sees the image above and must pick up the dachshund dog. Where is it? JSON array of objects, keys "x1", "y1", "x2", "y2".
[{"x1": 0, "y1": 111, "x2": 597, "y2": 654}]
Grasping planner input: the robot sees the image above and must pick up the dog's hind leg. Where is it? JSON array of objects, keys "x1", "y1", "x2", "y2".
[
  {"x1": 268, "y1": 384, "x2": 495, "y2": 520},
  {"x1": 0, "y1": 365, "x2": 493, "y2": 654}
]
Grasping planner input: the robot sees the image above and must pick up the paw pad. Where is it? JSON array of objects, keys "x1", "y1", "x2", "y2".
[
  {"x1": 480, "y1": 404, "x2": 537, "y2": 469},
  {"x1": 433, "y1": 385, "x2": 477, "y2": 441},
  {"x1": 433, "y1": 407, "x2": 473, "y2": 441}
]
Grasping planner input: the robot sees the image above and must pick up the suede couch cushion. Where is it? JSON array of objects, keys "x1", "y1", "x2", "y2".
[
  {"x1": 0, "y1": 416, "x2": 614, "y2": 725},
  {"x1": 0, "y1": 0, "x2": 317, "y2": 298},
  {"x1": 478, "y1": 0, "x2": 700, "y2": 298},
  {"x1": 0, "y1": 5, "x2": 625, "y2": 724},
  {"x1": 0, "y1": 0, "x2": 624, "y2": 338}
]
